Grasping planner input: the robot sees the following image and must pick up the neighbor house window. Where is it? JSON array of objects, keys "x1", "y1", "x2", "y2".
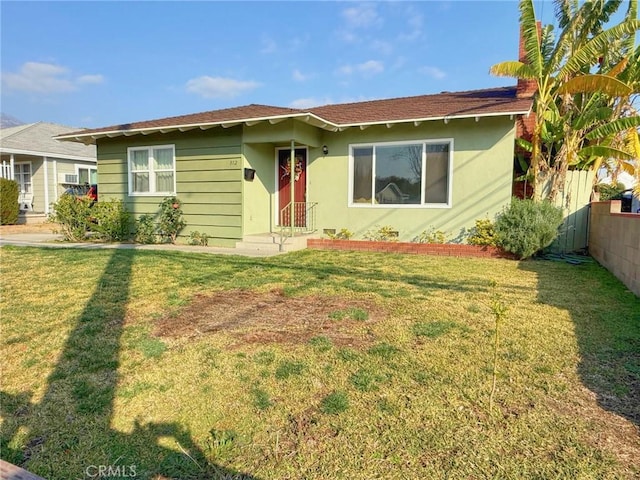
[
  {"x1": 128, "y1": 145, "x2": 175, "y2": 195},
  {"x1": 78, "y1": 166, "x2": 97, "y2": 184},
  {"x1": 350, "y1": 140, "x2": 452, "y2": 207},
  {"x1": 15, "y1": 163, "x2": 32, "y2": 193}
]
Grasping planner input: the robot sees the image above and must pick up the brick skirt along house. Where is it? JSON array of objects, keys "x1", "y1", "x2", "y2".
[{"x1": 57, "y1": 87, "x2": 532, "y2": 247}]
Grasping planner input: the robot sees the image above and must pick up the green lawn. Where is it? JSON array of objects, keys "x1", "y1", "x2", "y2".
[{"x1": 1, "y1": 247, "x2": 638, "y2": 479}]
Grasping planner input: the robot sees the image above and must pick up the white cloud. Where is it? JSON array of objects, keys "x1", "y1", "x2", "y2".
[
  {"x1": 260, "y1": 36, "x2": 277, "y2": 54},
  {"x1": 77, "y1": 74, "x2": 105, "y2": 85},
  {"x1": 419, "y1": 66, "x2": 446, "y2": 80},
  {"x1": 337, "y1": 60, "x2": 384, "y2": 77},
  {"x1": 342, "y1": 3, "x2": 381, "y2": 29},
  {"x1": 399, "y1": 7, "x2": 424, "y2": 41},
  {"x1": 371, "y1": 40, "x2": 393, "y2": 55},
  {"x1": 185, "y1": 76, "x2": 260, "y2": 99},
  {"x1": 2, "y1": 62, "x2": 103, "y2": 94},
  {"x1": 289, "y1": 97, "x2": 331, "y2": 109},
  {"x1": 292, "y1": 69, "x2": 312, "y2": 82}
]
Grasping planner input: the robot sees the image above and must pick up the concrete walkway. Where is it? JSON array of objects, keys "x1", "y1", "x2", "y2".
[{"x1": 0, "y1": 232, "x2": 285, "y2": 257}]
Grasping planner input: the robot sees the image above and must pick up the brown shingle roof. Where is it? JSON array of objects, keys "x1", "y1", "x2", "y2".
[
  {"x1": 58, "y1": 86, "x2": 532, "y2": 142},
  {"x1": 310, "y1": 87, "x2": 531, "y2": 124}
]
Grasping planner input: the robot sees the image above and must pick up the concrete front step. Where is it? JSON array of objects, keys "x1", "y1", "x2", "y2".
[{"x1": 235, "y1": 233, "x2": 312, "y2": 253}]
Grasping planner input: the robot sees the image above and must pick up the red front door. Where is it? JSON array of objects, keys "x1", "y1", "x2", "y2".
[{"x1": 278, "y1": 148, "x2": 307, "y2": 227}]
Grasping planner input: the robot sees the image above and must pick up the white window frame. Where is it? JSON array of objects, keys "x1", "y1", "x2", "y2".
[
  {"x1": 348, "y1": 138, "x2": 453, "y2": 208},
  {"x1": 76, "y1": 165, "x2": 98, "y2": 185},
  {"x1": 14, "y1": 162, "x2": 32, "y2": 194},
  {"x1": 127, "y1": 145, "x2": 176, "y2": 196}
]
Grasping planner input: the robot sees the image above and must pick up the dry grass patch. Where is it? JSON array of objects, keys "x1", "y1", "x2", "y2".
[{"x1": 155, "y1": 288, "x2": 383, "y2": 348}]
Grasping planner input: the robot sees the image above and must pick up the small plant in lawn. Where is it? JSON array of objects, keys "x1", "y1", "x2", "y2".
[
  {"x1": 326, "y1": 228, "x2": 353, "y2": 240},
  {"x1": 320, "y1": 390, "x2": 349, "y2": 414},
  {"x1": 349, "y1": 368, "x2": 383, "y2": 392},
  {"x1": 413, "y1": 320, "x2": 458, "y2": 339},
  {"x1": 328, "y1": 307, "x2": 369, "y2": 321},
  {"x1": 414, "y1": 226, "x2": 448, "y2": 244},
  {"x1": 189, "y1": 230, "x2": 209, "y2": 246},
  {"x1": 253, "y1": 350, "x2": 276, "y2": 366},
  {"x1": 363, "y1": 225, "x2": 399, "y2": 242},
  {"x1": 134, "y1": 214, "x2": 157, "y2": 244},
  {"x1": 467, "y1": 218, "x2": 497, "y2": 246},
  {"x1": 309, "y1": 335, "x2": 333, "y2": 352},
  {"x1": 251, "y1": 387, "x2": 273, "y2": 410},
  {"x1": 489, "y1": 291, "x2": 509, "y2": 413},
  {"x1": 137, "y1": 336, "x2": 167, "y2": 359},
  {"x1": 367, "y1": 342, "x2": 400, "y2": 360},
  {"x1": 275, "y1": 360, "x2": 305, "y2": 380},
  {"x1": 207, "y1": 429, "x2": 237, "y2": 458},
  {"x1": 158, "y1": 196, "x2": 186, "y2": 244}
]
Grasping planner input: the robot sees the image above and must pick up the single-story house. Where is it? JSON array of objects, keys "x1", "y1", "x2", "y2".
[
  {"x1": 57, "y1": 86, "x2": 533, "y2": 246},
  {"x1": 0, "y1": 122, "x2": 97, "y2": 216}
]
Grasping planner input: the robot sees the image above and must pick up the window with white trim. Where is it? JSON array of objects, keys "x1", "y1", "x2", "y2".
[
  {"x1": 15, "y1": 163, "x2": 32, "y2": 193},
  {"x1": 128, "y1": 145, "x2": 176, "y2": 195},
  {"x1": 78, "y1": 166, "x2": 97, "y2": 184},
  {"x1": 350, "y1": 140, "x2": 452, "y2": 207}
]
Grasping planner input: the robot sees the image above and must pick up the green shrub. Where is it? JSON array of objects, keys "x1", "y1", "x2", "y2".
[
  {"x1": 414, "y1": 226, "x2": 448, "y2": 244},
  {"x1": 158, "y1": 197, "x2": 186, "y2": 244},
  {"x1": 49, "y1": 194, "x2": 93, "y2": 241},
  {"x1": 91, "y1": 199, "x2": 132, "y2": 242},
  {"x1": 326, "y1": 228, "x2": 353, "y2": 240},
  {"x1": 494, "y1": 198, "x2": 563, "y2": 259},
  {"x1": 467, "y1": 218, "x2": 497, "y2": 246},
  {"x1": 363, "y1": 225, "x2": 399, "y2": 242},
  {"x1": 0, "y1": 178, "x2": 19, "y2": 225},
  {"x1": 135, "y1": 214, "x2": 157, "y2": 244},
  {"x1": 189, "y1": 230, "x2": 209, "y2": 246}
]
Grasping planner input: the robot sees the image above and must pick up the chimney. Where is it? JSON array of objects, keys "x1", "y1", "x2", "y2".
[{"x1": 516, "y1": 22, "x2": 541, "y2": 98}]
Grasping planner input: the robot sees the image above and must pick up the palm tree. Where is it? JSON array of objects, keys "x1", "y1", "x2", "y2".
[{"x1": 490, "y1": 0, "x2": 639, "y2": 201}]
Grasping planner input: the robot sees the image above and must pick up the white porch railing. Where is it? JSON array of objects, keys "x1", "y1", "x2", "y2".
[{"x1": 1, "y1": 161, "x2": 13, "y2": 180}]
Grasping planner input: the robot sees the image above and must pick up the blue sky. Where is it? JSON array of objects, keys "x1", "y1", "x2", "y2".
[{"x1": 1, "y1": 1, "x2": 557, "y2": 129}]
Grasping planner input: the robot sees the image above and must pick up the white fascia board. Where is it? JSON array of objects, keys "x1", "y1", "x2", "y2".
[
  {"x1": 0, "y1": 147, "x2": 96, "y2": 163},
  {"x1": 339, "y1": 109, "x2": 533, "y2": 129}
]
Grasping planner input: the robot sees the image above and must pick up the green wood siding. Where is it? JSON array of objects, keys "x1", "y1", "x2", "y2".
[{"x1": 97, "y1": 128, "x2": 243, "y2": 246}]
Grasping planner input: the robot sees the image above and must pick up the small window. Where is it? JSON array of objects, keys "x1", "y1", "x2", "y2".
[
  {"x1": 128, "y1": 145, "x2": 176, "y2": 195},
  {"x1": 78, "y1": 166, "x2": 98, "y2": 184},
  {"x1": 15, "y1": 163, "x2": 32, "y2": 193},
  {"x1": 349, "y1": 140, "x2": 452, "y2": 207}
]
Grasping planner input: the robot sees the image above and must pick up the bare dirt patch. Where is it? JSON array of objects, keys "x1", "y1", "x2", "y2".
[
  {"x1": 154, "y1": 289, "x2": 384, "y2": 348},
  {"x1": 0, "y1": 222, "x2": 58, "y2": 235}
]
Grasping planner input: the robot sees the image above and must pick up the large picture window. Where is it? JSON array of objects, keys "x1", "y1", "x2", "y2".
[
  {"x1": 128, "y1": 145, "x2": 176, "y2": 195},
  {"x1": 350, "y1": 140, "x2": 452, "y2": 207}
]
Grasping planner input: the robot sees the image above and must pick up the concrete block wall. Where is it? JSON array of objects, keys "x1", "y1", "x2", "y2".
[{"x1": 589, "y1": 200, "x2": 640, "y2": 296}]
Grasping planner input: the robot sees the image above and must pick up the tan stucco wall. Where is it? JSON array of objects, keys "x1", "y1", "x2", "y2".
[{"x1": 589, "y1": 201, "x2": 640, "y2": 296}]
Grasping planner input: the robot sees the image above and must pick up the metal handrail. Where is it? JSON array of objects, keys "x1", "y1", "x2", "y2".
[{"x1": 279, "y1": 202, "x2": 318, "y2": 235}]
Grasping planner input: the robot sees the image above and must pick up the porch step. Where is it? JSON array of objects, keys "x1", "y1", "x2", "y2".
[{"x1": 235, "y1": 233, "x2": 312, "y2": 253}]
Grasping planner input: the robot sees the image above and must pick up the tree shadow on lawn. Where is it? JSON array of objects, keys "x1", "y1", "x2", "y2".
[
  {"x1": 518, "y1": 259, "x2": 640, "y2": 428},
  {"x1": 1, "y1": 249, "x2": 261, "y2": 480}
]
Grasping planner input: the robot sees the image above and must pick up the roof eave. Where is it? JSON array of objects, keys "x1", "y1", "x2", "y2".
[{"x1": 55, "y1": 106, "x2": 532, "y2": 144}]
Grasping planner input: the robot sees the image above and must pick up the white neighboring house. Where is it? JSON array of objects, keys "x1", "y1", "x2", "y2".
[
  {"x1": 0, "y1": 122, "x2": 97, "y2": 216},
  {"x1": 598, "y1": 167, "x2": 640, "y2": 213}
]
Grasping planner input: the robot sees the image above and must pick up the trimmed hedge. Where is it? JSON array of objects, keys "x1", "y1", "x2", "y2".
[{"x1": 0, "y1": 178, "x2": 19, "y2": 225}]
